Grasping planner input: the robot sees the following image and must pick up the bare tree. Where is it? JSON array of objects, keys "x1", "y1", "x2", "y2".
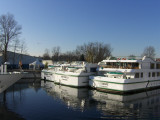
[
  {"x1": 0, "y1": 13, "x2": 22, "y2": 62},
  {"x1": 76, "y1": 45, "x2": 86, "y2": 61},
  {"x1": 79, "y1": 54, "x2": 85, "y2": 61},
  {"x1": 65, "y1": 51, "x2": 78, "y2": 62},
  {"x1": 142, "y1": 46, "x2": 156, "y2": 59},
  {"x1": 52, "y1": 46, "x2": 61, "y2": 61},
  {"x1": 85, "y1": 42, "x2": 95, "y2": 63},
  {"x1": 94, "y1": 42, "x2": 112, "y2": 63},
  {"x1": 12, "y1": 38, "x2": 20, "y2": 65},
  {"x1": 19, "y1": 40, "x2": 27, "y2": 61},
  {"x1": 43, "y1": 48, "x2": 51, "y2": 60},
  {"x1": 76, "y1": 42, "x2": 112, "y2": 63}
]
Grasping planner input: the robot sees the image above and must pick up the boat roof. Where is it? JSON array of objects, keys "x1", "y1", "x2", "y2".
[
  {"x1": 100, "y1": 56, "x2": 160, "y2": 63},
  {"x1": 101, "y1": 59, "x2": 140, "y2": 63}
]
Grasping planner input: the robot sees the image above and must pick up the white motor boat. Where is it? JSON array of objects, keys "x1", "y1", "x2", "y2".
[{"x1": 89, "y1": 56, "x2": 160, "y2": 94}]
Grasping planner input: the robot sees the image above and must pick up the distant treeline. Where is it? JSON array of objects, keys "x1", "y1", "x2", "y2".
[
  {"x1": 43, "y1": 41, "x2": 157, "y2": 63},
  {"x1": 43, "y1": 42, "x2": 112, "y2": 63}
]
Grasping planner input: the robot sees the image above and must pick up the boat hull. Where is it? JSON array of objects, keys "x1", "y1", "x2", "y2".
[
  {"x1": 89, "y1": 76, "x2": 160, "y2": 94},
  {"x1": 41, "y1": 71, "x2": 55, "y2": 82},
  {"x1": 54, "y1": 72, "x2": 93, "y2": 87},
  {"x1": 41, "y1": 70, "x2": 45, "y2": 79}
]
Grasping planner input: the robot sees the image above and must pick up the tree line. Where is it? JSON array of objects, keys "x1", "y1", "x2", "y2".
[
  {"x1": 43, "y1": 42, "x2": 113, "y2": 63},
  {"x1": 43, "y1": 44, "x2": 157, "y2": 63}
]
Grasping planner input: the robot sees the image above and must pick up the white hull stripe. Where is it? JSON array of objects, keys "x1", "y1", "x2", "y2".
[{"x1": 90, "y1": 79, "x2": 160, "y2": 84}]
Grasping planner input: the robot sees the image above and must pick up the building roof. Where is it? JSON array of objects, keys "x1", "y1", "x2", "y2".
[{"x1": 0, "y1": 51, "x2": 42, "y2": 65}]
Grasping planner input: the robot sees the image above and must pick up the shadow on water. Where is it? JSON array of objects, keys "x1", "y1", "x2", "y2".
[
  {"x1": 0, "y1": 103, "x2": 25, "y2": 120},
  {"x1": 0, "y1": 90, "x2": 25, "y2": 120},
  {"x1": 0, "y1": 79, "x2": 41, "y2": 120},
  {"x1": 42, "y1": 81, "x2": 160, "y2": 120},
  {"x1": 1, "y1": 79, "x2": 160, "y2": 119}
]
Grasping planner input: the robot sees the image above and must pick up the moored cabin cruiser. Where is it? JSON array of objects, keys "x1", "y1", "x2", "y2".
[
  {"x1": 41, "y1": 64, "x2": 61, "y2": 82},
  {"x1": 89, "y1": 56, "x2": 160, "y2": 94},
  {"x1": 54, "y1": 62, "x2": 98, "y2": 87}
]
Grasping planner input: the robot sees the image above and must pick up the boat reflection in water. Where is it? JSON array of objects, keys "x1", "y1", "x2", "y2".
[
  {"x1": 42, "y1": 81, "x2": 160, "y2": 119},
  {"x1": 42, "y1": 81, "x2": 89, "y2": 111},
  {"x1": 89, "y1": 89, "x2": 160, "y2": 119}
]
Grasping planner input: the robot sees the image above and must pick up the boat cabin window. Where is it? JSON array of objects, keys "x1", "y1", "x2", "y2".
[
  {"x1": 135, "y1": 73, "x2": 139, "y2": 78},
  {"x1": 90, "y1": 67, "x2": 97, "y2": 72},
  {"x1": 104, "y1": 62, "x2": 139, "y2": 69},
  {"x1": 157, "y1": 72, "x2": 160, "y2": 77},
  {"x1": 131, "y1": 63, "x2": 139, "y2": 69},
  {"x1": 150, "y1": 63, "x2": 155, "y2": 69},
  {"x1": 156, "y1": 64, "x2": 160, "y2": 69},
  {"x1": 148, "y1": 72, "x2": 151, "y2": 77},
  {"x1": 141, "y1": 73, "x2": 143, "y2": 78},
  {"x1": 152, "y1": 72, "x2": 155, "y2": 77}
]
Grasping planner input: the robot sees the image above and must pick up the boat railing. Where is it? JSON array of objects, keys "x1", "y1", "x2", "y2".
[{"x1": 107, "y1": 56, "x2": 142, "y2": 60}]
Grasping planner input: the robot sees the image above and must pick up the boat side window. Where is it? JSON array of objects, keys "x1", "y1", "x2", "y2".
[
  {"x1": 148, "y1": 72, "x2": 151, "y2": 77},
  {"x1": 106, "y1": 62, "x2": 111, "y2": 68},
  {"x1": 132, "y1": 63, "x2": 139, "y2": 69},
  {"x1": 152, "y1": 72, "x2": 155, "y2": 77},
  {"x1": 150, "y1": 63, "x2": 155, "y2": 69},
  {"x1": 157, "y1": 72, "x2": 160, "y2": 77},
  {"x1": 141, "y1": 73, "x2": 143, "y2": 78},
  {"x1": 135, "y1": 73, "x2": 139, "y2": 78},
  {"x1": 156, "y1": 64, "x2": 160, "y2": 69},
  {"x1": 127, "y1": 63, "x2": 139, "y2": 69}
]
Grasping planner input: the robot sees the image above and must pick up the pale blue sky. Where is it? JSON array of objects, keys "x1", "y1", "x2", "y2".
[{"x1": 0, "y1": 0, "x2": 160, "y2": 57}]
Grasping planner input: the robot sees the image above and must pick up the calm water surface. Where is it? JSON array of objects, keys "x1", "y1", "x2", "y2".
[{"x1": 0, "y1": 80, "x2": 160, "y2": 120}]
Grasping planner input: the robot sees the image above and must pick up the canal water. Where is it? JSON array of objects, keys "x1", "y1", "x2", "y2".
[{"x1": 0, "y1": 80, "x2": 160, "y2": 120}]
